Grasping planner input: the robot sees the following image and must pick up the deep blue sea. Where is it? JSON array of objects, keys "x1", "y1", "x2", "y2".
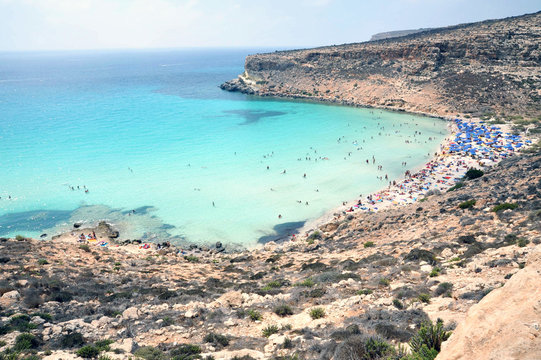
[{"x1": 0, "y1": 49, "x2": 448, "y2": 247}]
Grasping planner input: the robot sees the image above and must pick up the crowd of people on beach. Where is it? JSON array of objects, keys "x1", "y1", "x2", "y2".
[{"x1": 338, "y1": 118, "x2": 531, "y2": 214}]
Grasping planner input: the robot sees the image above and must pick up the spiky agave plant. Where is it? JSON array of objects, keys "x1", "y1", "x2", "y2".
[{"x1": 409, "y1": 319, "x2": 452, "y2": 353}]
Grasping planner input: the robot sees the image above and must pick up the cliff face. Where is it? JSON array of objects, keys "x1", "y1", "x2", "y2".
[{"x1": 222, "y1": 12, "x2": 541, "y2": 119}]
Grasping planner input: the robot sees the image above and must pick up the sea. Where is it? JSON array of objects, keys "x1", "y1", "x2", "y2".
[{"x1": 0, "y1": 48, "x2": 448, "y2": 247}]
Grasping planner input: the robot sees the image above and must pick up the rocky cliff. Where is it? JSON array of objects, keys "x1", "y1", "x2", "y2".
[{"x1": 222, "y1": 12, "x2": 541, "y2": 120}]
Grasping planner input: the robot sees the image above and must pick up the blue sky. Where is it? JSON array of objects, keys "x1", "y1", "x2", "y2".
[{"x1": 0, "y1": 0, "x2": 539, "y2": 51}]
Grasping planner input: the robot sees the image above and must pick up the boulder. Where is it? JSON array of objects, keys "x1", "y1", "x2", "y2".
[
  {"x1": 215, "y1": 291, "x2": 243, "y2": 308},
  {"x1": 437, "y1": 248, "x2": 541, "y2": 360},
  {"x1": 110, "y1": 338, "x2": 137, "y2": 353},
  {"x1": 204, "y1": 349, "x2": 265, "y2": 360},
  {"x1": 122, "y1": 307, "x2": 141, "y2": 320},
  {"x1": 44, "y1": 351, "x2": 78, "y2": 360},
  {"x1": 0, "y1": 290, "x2": 20, "y2": 307}
]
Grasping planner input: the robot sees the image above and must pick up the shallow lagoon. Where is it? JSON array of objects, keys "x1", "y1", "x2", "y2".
[{"x1": 0, "y1": 49, "x2": 448, "y2": 246}]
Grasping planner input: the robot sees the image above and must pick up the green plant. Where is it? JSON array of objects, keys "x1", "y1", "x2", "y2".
[
  {"x1": 204, "y1": 333, "x2": 229, "y2": 347},
  {"x1": 98, "y1": 356, "x2": 113, "y2": 360},
  {"x1": 491, "y1": 203, "x2": 518, "y2": 212},
  {"x1": 356, "y1": 289, "x2": 373, "y2": 295},
  {"x1": 134, "y1": 346, "x2": 166, "y2": 360},
  {"x1": 9, "y1": 315, "x2": 36, "y2": 332},
  {"x1": 15, "y1": 235, "x2": 26, "y2": 241},
  {"x1": 429, "y1": 267, "x2": 441, "y2": 277},
  {"x1": 294, "y1": 278, "x2": 315, "y2": 287},
  {"x1": 266, "y1": 280, "x2": 282, "y2": 288},
  {"x1": 14, "y1": 333, "x2": 40, "y2": 351},
  {"x1": 379, "y1": 278, "x2": 390, "y2": 286},
  {"x1": 309, "y1": 307, "x2": 325, "y2": 319},
  {"x1": 364, "y1": 336, "x2": 394, "y2": 359},
  {"x1": 303, "y1": 287, "x2": 324, "y2": 298},
  {"x1": 79, "y1": 244, "x2": 91, "y2": 252},
  {"x1": 517, "y1": 238, "x2": 529, "y2": 247},
  {"x1": 77, "y1": 345, "x2": 100, "y2": 359},
  {"x1": 418, "y1": 293, "x2": 431, "y2": 303},
  {"x1": 169, "y1": 344, "x2": 201, "y2": 360},
  {"x1": 0, "y1": 340, "x2": 6, "y2": 347},
  {"x1": 245, "y1": 309, "x2": 262, "y2": 321},
  {"x1": 274, "y1": 304, "x2": 293, "y2": 317},
  {"x1": 261, "y1": 280, "x2": 284, "y2": 291},
  {"x1": 31, "y1": 312, "x2": 52, "y2": 322},
  {"x1": 409, "y1": 320, "x2": 451, "y2": 354},
  {"x1": 22, "y1": 356, "x2": 41, "y2": 360},
  {"x1": 458, "y1": 199, "x2": 476, "y2": 209},
  {"x1": 184, "y1": 255, "x2": 199, "y2": 263},
  {"x1": 37, "y1": 258, "x2": 48, "y2": 265},
  {"x1": 364, "y1": 241, "x2": 375, "y2": 248},
  {"x1": 393, "y1": 299, "x2": 404, "y2": 309},
  {"x1": 307, "y1": 231, "x2": 322, "y2": 242},
  {"x1": 282, "y1": 337, "x2": 293, "y2": 349},
  {"x1": 405, "y1": 344, "x2": 439, "y2": 360},
  {"x1": 94, "y1": 339, "x2": 113, "y2": 352},
  {"x1": 435, "y1": 282, "x2": 453, "y2": 297},
  {"x1": 447, "y1": 182, "x2": 464, "y2": 192},
  {"x1": 50, "y1": 290, "x2": 73, "y2": 303},
  {"x1": 60, "y1": 332, "x2": 85, "y2": 348},
  {"x1": 465, "y1": 168, "x2": 484, "y2": 179},
  {"x1": 262, "y1": 325, "x2": 279, "y2": 337},
  {"x1": 162, "y1": 316, "x2": 174, "y2": 326}
]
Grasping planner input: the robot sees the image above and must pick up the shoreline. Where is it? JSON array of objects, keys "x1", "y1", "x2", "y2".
[
  {"x1": 20, "y1": 104, "x2": 529, "y2": 251},
  {"x1": 297, "y1": 116, "x2": 455, "y2": 237},
  {"x1": 295, "y1": 116, "x2": 528, "y2": 239}
]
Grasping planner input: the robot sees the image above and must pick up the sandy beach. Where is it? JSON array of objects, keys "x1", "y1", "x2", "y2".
[{"x1": 298, "y1": 116, "x2": 531, "y2": 238}]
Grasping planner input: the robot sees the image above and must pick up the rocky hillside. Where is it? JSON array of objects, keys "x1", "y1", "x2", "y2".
[
  {"x1": 221, "y1": 12, "x2": 541, "y2": 120},
  {"x1": 1, "y1": 152, "x2": 540, "y2": 359}
]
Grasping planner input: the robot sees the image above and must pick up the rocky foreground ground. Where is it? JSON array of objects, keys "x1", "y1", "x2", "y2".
[{"x1": 1, "y1": 151, "x2": 540, "y2": 359}]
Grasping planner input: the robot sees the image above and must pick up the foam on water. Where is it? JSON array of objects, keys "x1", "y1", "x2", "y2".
[{"x1": 0, "y1": 49, "x2": 448, "y2": 246}]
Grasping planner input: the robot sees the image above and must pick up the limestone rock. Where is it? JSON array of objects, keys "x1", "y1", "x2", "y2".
[
  {"x1": 437, "y1": 248, "x2": 541, "y2": 360},
  {"x1": 206, "y1": 349, "x2": 265, "y2": 360},
  {"x1": 43, "y1": 351, "x2": 79, "y2": 360},
  {"x1": 110, "y1": 338, "x2": 137, "y2": 353},
  {"x1": 215, "y1": 290, "x2": 243, "y2": 308},
  {"x1": 122, "y1": 307, "x2": 141, "y2": 321},
  {"x1": 0, "y1": 290, "x2": 20, "y2": 307}
]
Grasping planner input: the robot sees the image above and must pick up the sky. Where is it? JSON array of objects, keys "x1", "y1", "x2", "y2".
[{"x1": 0, "y1": 0, "x2": 539, "y2": 51}]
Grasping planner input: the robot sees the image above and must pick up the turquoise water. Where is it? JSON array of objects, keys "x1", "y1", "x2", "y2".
[{"x1": 0, "y1": 49, "x2": 448, "y2": 247}]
